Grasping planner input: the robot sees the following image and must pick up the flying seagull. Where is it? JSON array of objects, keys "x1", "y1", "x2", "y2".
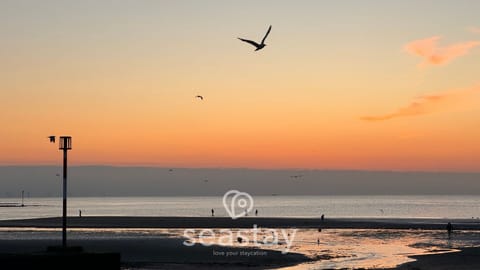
[
  {"x1": 195, "y1": 95, "x2": 204, "y2": 100},
  {"x1": 48, "y1": 136, "x2": 56, "y2": 143},
  {"x1": 238, "y1": 25, "x2": 272, "y2": 51}
]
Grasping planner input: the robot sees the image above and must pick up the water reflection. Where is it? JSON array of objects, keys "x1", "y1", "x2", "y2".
[
  {"x1": 170, "y1": 228, "x2": 480, "y2": 269},
  {"x1": 272, "y1": 229, "x2": 480, "y2": 269}
]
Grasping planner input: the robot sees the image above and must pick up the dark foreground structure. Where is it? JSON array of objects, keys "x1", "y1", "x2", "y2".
[{"x1": 0, "y1": 250, "x2": 120, "y2": 270}]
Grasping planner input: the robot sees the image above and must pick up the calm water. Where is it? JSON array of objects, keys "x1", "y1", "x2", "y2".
[{"x1": 1, "y1": 195, "x2": 479, "y2": 220}]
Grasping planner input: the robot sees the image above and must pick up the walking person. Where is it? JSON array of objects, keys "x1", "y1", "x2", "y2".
[{"x1": 446, "y1": 222, "x2": 453, "y2": 238}]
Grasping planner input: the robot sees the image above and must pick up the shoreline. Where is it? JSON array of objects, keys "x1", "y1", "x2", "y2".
[{"x1": 1, "y1": 216, "x2": 479, "y2": 230}]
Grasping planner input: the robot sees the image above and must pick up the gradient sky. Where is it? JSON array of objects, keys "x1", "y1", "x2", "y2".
[{"x1": 1, "y1": 0, "x2": 480, "y2": 171}]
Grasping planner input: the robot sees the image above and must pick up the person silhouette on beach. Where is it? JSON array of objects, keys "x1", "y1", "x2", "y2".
[
  {"x1": 321, "y1": 214, "x2": 324, "y2": 221},
  {"x1": 446, "y1": 222, "x2": 453, "y2": 237},
  {"x1": 255, "y1": 209, "x2": 258, "y2": 216},
  {"x1": 79, "y1": 209, "x2": 82, "y2": 217},
  {"x1": 211, "y1": 208, "x2": 214, "y2": 217}
]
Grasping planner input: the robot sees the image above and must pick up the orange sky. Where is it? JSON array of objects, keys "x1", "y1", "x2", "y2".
[{"x1": 1, "y1": 1, "x2": 480, "y2": 171}]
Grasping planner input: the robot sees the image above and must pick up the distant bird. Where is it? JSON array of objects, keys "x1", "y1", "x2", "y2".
[
  {"x1": 238, "y1": 25, "x2": 272, "y2": 51},
  {"x1": 290, "y1": 175, "x2": 303, "y2": 179},
  {"x1": 195, "y1": 95, "x2": 204, "y2": 100},
  {"x1": 48, "y1": 136, "x2": 55, "y2": 143}
]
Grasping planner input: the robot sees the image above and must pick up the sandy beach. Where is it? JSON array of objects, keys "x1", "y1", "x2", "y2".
[
  {"x1": 0, "y1": 238, "x2": 309, "y2": 270},
  {"x1": 1, "y1": 216, "x2": 480, "y2": 230},
  {"x1": 386, "y1": 247, "x2": 480, "y2": 270},
  {"x1": 1, "y1": 216, "x2": 480, "y2": 269}
]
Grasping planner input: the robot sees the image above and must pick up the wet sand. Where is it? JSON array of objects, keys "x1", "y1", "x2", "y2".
[
  {"x1": 0, "y1": 238, "x2": 309, "y2": 269},
  {"x1": 388, "y1": 247, "x2": 480, "y2": 270},
  {"x1": 1, "y1": 217, "x2": 480, "y2": 269},
  {"x1": 3, "y1": 231, "x2": 480, "y2": 270},
  {"x1": 1, "y1": 216, "x2": 479, "y2": 230}
]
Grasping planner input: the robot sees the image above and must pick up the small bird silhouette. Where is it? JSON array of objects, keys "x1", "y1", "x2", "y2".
[
  {"x1": 48, "y1": 136, "x2": 56, "y2": 143},
  {"x1": 238, "y1": 25, "x2": 272, "y2": 51},
  {"x1": 196, "y1": 95, "x2": 204, "y2": 100}
]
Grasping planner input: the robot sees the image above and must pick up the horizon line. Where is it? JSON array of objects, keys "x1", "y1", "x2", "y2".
[{"x1": 1, "y1": 164, "x2": 479, "y2": 174}]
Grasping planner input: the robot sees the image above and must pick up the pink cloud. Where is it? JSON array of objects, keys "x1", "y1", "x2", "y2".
[
  {"x1": 404, "y1": 36, "x2": 480, "y2": 67},
  {"x1": 361, "y1": 85, "x2": 480, "y2": 121},
  {"x1": 469, "y1": 27, "x2": 480, "y2": 34}
]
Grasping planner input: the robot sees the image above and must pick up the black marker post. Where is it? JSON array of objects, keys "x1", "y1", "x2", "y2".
[{"x1": 59, "y1": 136, "x2": 72, "y2": 248}]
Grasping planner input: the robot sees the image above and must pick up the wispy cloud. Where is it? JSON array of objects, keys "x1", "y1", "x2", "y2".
[
  {"x1": 361, "y1": 85, "x2": 480, "y2": 121},
  {"x1": 468, "y1": 27, "x2": 480, "y2": 34},
  {"x1": 404, "y1": 36, "x2": 480, "y2": 67}
]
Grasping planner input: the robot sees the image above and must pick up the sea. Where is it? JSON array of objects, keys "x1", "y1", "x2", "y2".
[{"x1": 1, "y1": 195, "x2": 479, "y2": 220}]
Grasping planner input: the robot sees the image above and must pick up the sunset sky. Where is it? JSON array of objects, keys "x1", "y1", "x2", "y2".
[{"x1": 1, "y1": 0, "x2": 480, "y2": 171}]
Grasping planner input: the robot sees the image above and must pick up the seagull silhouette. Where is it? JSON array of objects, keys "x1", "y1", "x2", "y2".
[
  {"x1": 196, "y1": 95, "x2": 204, "y2": 100},
  {"x1": 48, "y1": 136, "x2": 56, "y2": 143},
  {"x1": 238, "y1": 25, "x2": 272, "y2": 51}
]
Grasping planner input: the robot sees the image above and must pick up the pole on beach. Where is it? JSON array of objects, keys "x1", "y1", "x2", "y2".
[
  {"x1": 59, "y1": 136, "x2": 72, "y2": 249},
  {"x1": 48, "y1": 135, "x2": 73, "y2": 249}
]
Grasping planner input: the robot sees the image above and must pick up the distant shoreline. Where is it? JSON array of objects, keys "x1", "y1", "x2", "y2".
[
  {"x1": 2, "y1": 166, "x2": 480, "y2": 197},
  {"x1": 0, "y1": 203, "x2": 23, "y2": 207},
  {"x1": 1, "y1": 216, "x2": 479, "y2": 230}
]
